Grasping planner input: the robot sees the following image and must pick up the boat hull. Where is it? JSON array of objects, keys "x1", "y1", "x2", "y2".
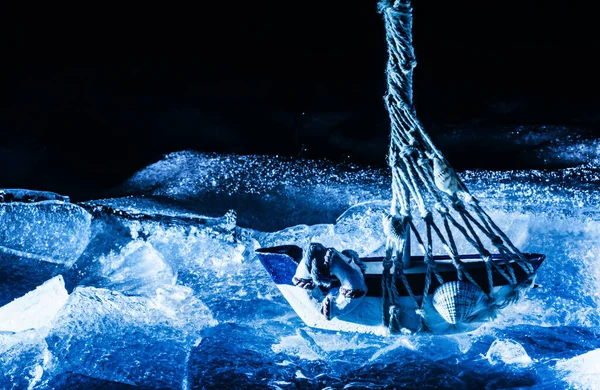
[{"x1": 256, "y1": 245, "x2": 545, "y2": 335}]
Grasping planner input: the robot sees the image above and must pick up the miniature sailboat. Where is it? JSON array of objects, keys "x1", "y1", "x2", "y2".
[
  {"x1": 256, "y1": 0, "x2": 545, "y2": 335},
  {"x1": 256, "y1": 244, "x2": 544, "y2": 334}
]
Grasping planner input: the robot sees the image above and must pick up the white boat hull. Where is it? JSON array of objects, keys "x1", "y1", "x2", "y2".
[
  {"x1": 257, "y1": 245, "x2": 544, "y2": 335},
  {"x1": 276, "y1": 283, "x2": 526, "y2": 335}
]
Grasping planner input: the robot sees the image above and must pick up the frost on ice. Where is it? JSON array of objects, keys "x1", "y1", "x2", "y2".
[
  {"x1": 0, "y1": 275, "x2": 68, "y2": 334},
  {"x1": 0, "y1": 330, "x2": 49, "y2": 389},
  {"x1": 556, "y1": 348, "x2": 600, "y2": 389},
  {"x1": 0, "y1": 151, "x2": 600, "y2": 387},
  {"x1": 44, "y1": 286, "x2": 216, "y2": 388},
  {"x1": 486, "y1": 339, "x2": 533, "y2": 367},
  {"x1": 0, "y1": 199, "x2": 91, "y2": 306}
]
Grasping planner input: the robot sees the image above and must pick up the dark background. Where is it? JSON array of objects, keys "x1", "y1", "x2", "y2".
[{"x1": 3, "y1": 1, "x2": 599, "y2": 199}]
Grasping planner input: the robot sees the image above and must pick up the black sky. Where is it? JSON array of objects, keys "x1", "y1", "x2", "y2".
[{"x1": 3, "y1": 1, "x2": 599, "y2": 198}]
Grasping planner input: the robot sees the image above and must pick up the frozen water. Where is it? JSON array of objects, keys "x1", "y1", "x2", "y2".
[
  {"x1": 0, "y1": 189, "x2": 69, "y2": 203},
  {"x1": 1, "y1": 150, "x2": 600, "y2": 388},
  {"x1": 555, "y1": 348, "x2": 600, "y2": 389},
  {"x1": 44, "y1": 285, "x2": 216, "y2": 388},
  {"x1": 486, "y1": 339, "x2": 533, "y2": 367},
  {"x1": 0, "y1": 196, "x2": 91, "y2": 306},
  {"x1": 94, "y1": 241, "x2": 175, "y2": 296},
  {"x1": 120, "y1": 151, "x2": 388, "y2": 231},
  {"x1": 0, "y1": 199, "x2": 91, "y2": 265},
  {"x1": 0, "y1": 275, "x2": 68, "y2": 334},
  {"x1": 0, "y1": 330, "x2": 50, "y2": 390}
]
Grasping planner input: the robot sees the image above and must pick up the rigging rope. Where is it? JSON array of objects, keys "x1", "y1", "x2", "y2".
[{"x1": 378, "y1": 0, "x2": 535, "y2": 331}]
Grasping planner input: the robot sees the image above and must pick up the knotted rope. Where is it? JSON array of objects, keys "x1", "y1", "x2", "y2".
[{"x1": 378, "y1": 0, "x2": 535, "y2": 332}]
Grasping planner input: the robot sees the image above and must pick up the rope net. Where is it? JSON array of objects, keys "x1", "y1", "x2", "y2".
[{"x1": 378, "y1": 0, "x2": 535, "y2": 330}]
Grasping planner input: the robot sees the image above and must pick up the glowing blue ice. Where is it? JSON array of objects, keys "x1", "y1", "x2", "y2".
[{"x1": 0, "y1": 151, "x2": 599, "y2": 388}]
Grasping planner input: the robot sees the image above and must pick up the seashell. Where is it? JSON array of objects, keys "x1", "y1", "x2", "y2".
[
  {"x1": 432, "y1": 281, "x2": 483, "y2": 324},
  {"x1": 433, "y1": 157, "x2": 459, "y2": 196},
  {"x1": 382, "y1": 214, "x2": 407, "y2": 243}
]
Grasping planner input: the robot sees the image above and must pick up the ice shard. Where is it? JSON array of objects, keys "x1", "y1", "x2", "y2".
[
  {"x1": 0, "y1": 330, "x2": 50, "y2": 389},
  {"x1": 45, "y1": 286, "x2": 216, "y2": 388},
  {"x1": 0, "y1": 194, "x2": 91, "y2": 305},
  {"x1": 0, "y1": 275, "x2": 68, "y2": 334}
]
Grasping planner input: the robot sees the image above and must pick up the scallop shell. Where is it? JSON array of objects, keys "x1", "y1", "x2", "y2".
[
  {"x1": 382, "y1": 214, "x2": 407, "y2": 243},
  {"x1": 432, "y1": 281, "x2": 483, "y2": 324},
  {"x1": 433, "y1": 157, "x2": 459, "y2": 195}
]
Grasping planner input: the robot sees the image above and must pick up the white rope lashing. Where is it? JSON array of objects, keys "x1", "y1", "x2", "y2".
[{"x1": 378, "y1": 0, "x2": 535, "y2": 331}]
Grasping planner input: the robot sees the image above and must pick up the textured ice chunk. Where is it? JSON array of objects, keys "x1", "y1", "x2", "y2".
[
  {"x1": 121, "y1": 152, "x2": 387, "y2": 201},
  {"x1": 0, "y1": 200, "x2": 91, "y2": 306},
  {"x1": 187, "y1": 323, "x2": 302, "y2": 388},
  {"x1": 143, "y1": 217, "x2": 246, "y2": 274},
  {"x1": 45, "y1": 286, "x2": 216, "y2": 388},
  {"x1": 257, "y1": 223, "x2": 341, "y2": 255},
  {"x1": 271, "y1": 335, "x2": 323, "y2": 361},
  {"x1": 177, "y1": 252, "x2": 291, "y2": 325},
  {"x1": 78, "y1": 202, "x2": 242, "y2": 274},
  {"x1": 334, "y1": 200, "x2": 389, "y2": 256},
  {"x1": 66, "y1": 203, "x2": 243, "y2": 299},
  {"x1": 0, "y1": 200, "x2": 91, "y2": 264},
  {"x1": 486, "y1": 339, "x2": 533, "y2": 367},
  {"x1": 0, "y1": 275, "x2": 68, "y2": 334},
  {"x1": 118, "y1": 151, "x2": 389, "y2": 231},
  {"x1": 0, "y1": 188, "x2": 69, "y2": 203},
  {"x1": 95, "y1": 241, "x2": 175, "y2": 296},
  {"x1": 0, "y1": 330, "x2": 50, "y2": 390},
  {"x1": 555, "y1": 348, "x2": 600, "y2": 389}
]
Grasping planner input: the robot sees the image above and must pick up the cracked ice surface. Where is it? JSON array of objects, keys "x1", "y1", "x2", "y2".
[
  {"x1": 0, "y1": 150, "x2": 600, "y2": 388},
  {"x1": 0, "y1": 275, "x2": 68, "y2": 334}
]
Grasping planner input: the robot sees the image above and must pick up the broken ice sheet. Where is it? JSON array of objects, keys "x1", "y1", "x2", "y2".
[
  {"x1": 77, "y1": 201, "x2": 243, "y2": 275},
  {"x1": 44, "y1": 285, "x2": 216, "y2": 388},
  {"x1": 555, "y1": 348, "x2": 600, "y2": 389},
  {"x1": 66, "y1": 203, "x2": 244, "y2": 301},
  {"x1": 0, "y1": 330, "x2": 50, "y2": 390},
  {"x1": 0, "y1": 200, "x2": 91, "y2": 306},
  {"x1": 187, "y1": 323, "x2": 300, "y2": 388},
  {"x1": 93, "y1": 241, "x2": 176, "y2": 296},
  {"x1": 486, "y1": 339, "x2": 533, "y2": 367},
  {"x1": 0, "y1": 200, "x2": 91, "y2": 264},
  {"x1": 142, "y1": 219, "x2": 246, "y2": 275},
  {"x1": 0, "y1": 275, "x2": 69, "y2": 334},
  {"x1": 333, "y1": 200, "x2": 389, "y2": 256},
  {"x1": 0, "y1": 188, "x2": 70, "y2": 203}
]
